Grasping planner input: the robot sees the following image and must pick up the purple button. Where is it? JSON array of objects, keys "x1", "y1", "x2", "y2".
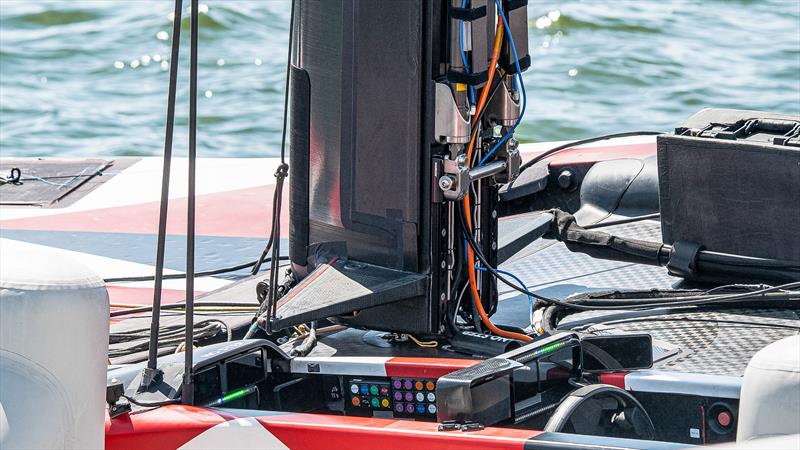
[
  {"x1": 405, "y1": 403, "x2": 415, "y2": 414},
  {"x1": 392, "y1": 380, "x2": 402, "y2": 389},
  {"x1": 404, "y1": 392, "x2": 413, "y2": 402},
  {"x1": 403, "y1": 380, "x2": 413, "y2": 390},
  {"x1": 394, "y1": 402, "x2": 404, "y2": 413},
  {"x1": 393, "y1": 391, "x2": 402, "y2": 401}
]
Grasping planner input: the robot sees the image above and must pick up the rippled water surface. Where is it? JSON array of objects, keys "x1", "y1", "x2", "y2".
[{"x1": 1, "y1": 1, "x2": 799, "y2": 157}]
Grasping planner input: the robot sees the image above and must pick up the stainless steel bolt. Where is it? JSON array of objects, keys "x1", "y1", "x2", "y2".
[{"x1": 439, "y1": 176, "x2": 455, "y2": 191}]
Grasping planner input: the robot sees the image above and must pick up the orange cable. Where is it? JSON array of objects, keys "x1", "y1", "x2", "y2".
[{"x1": 462, "y1": 17, "x2": 532, "y2": 342}]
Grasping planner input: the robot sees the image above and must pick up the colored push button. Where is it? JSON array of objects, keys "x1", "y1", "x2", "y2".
[
  {"x1": 427, "y1": 392, "x2": 436, "y2": 402},
  {"x1": 404, "y1": 392, "x2": 413, "y2": 402},
  {"x1": 428, "y1": 404, "x2": 437, "y2": 414},
  {"x1": 360, "y1": 385, "x2": 369, "y2": 395},
  {"x1": 371, "y1": 397, "x2": 379, "y2": 408},
  {"x1": 393, "y1": 380, "x2": 402, "y2": 389},
  {"x1": 405, "y1": 403, "x2": 415, "y2": 414},
  {"x1": 381, "y1": 398, "x2": 390, "y2": 408},
  {"x1": 370, "y1": 385, "x2": 379, "y2": 396},
  {"x1": 415, "y1": 392, "x2": 424, "y2": 402},
  {"x1": 403, "y1": 380, "x2": 413, "y2": 390},
  {"x1": 717, "y1": 410, "x2": 733, "y2": 427},
  {"x1": 425, "y1": 381, "x2": 435, "y2": 391},
  {"x1": 416, "y1": 403, "x2": 426, "y2": 414},
  {"x1": 350, "y1": 384, "x2": 359, "y2": 394},
  {"x1": 379, "y1": 386, "x2": 389, "y2": 396},
  {"x1": 393, "y1": 391, "x2": 403, "y2": 401},
  {"x1": 395, "y1": 402, "x2": 404, "y2": 413},
  {"x1": 414, "y1": 381, "x2": 424, "y2": 391},
  {"x1": 351, "y1": 396, "x2": 360, "y2": 407}
]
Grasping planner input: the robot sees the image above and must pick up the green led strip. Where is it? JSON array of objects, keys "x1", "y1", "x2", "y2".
[
  {"x1": 205, "y1": 385, "x2": 258, "y2": 407},
  {"x1": 533, "y1": 340, "x2": 567, "y2": 358},
  {"x1": 222, "y1": 386, "x2": 253, "y2": 403}
]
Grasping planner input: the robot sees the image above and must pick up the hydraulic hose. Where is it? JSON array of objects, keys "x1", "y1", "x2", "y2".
[{"x1": 462, "y1": 15, "x2": 531, "y2": 343}]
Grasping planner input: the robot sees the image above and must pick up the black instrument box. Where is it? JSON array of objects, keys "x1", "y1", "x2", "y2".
[{"x1": 657, "y1": 108, "x2": 800, "y2": 261}]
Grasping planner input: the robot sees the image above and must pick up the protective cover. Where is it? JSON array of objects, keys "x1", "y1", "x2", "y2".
[
  {"x1": 291, "y1": 0, "x2": 425, "y2": 272},
  {"x1": 658, "y1": 108, "x2": 800, "y2": 261}
]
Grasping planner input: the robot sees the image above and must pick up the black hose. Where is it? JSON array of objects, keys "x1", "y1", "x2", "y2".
[
  {"x1": 110, "y1": 301, "x2": 261, "y2": 318},
  {"x1": 458, "y1": 202, "x2": 800, "y2": 311},
  {"x1": 518, "y1": 131, "x2": 663, "y2": 173},
  {"x1": 104, "y1": 257, "x2": 290, "y2": 283}
]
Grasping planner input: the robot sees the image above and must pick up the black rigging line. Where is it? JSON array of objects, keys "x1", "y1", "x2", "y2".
[
  {"x1": 264, "y1": 0, "x2": 296, "y2": 333},
  {"x1": 142, "y1": 0, "x2": 183, "y2": 387},
  {"x1": 184, "y1": 0, "x2": 199, "y2": 406}
]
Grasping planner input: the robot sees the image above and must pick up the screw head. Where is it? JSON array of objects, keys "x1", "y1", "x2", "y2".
[{"x1": 439, "y1": 176, "x2": 455, "y2": 191}]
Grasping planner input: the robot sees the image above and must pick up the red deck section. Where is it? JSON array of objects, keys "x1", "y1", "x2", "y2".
[
  {"x1": 107, "y1": 286, "x2": 192, "y2": 307},
  {"x1": 0, "y1": 185, "x2": 290, "y2": 239},
  {"x1": 521, "y1": 142, "x2": 655, "y2": 166}
]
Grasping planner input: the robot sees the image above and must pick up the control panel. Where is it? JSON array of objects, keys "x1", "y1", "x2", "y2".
[{"x1": 346, "y1": 377, "x2": 437, "y2": 420}]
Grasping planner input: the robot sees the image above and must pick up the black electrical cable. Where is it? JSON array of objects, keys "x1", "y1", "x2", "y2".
[
  {"x1": 576, "y1": 316, "x2": 800, "y2": 332},
  {"x1": 458, "y1": 202, "x2": 800, "y2": 311},
  {"x1": 122, "y1": 395, "x2": 182, "y2": 408},
  {"x1": 144, "y1": 0, "x2": 183, "y2": 378},
  {"x1": 110, "y1": 301, "x2": 261, "y2": 318},
  {"x1": 518, "y1": 131, "x2": 663, "y2": 173},
  {"x1": 582, "y1": 213, "x2": 661, "y2": 230},
  {"x1": 104, "y1": 256, "x2": 291, "y2": 283}
]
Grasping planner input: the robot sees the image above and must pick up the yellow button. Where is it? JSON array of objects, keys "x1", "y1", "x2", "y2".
[
  {"x1": 351, "y1": 396, "x2": 360, "y2": 407},
  {"x1": 414, "y1": 381, "x2": 424, "y2": 391},
  {"x1": 381, "y1": 398, "x2": 390, "y2": 408},
  {"x1": 425, "y1": 381, "x2": 435, "y2": 391}
]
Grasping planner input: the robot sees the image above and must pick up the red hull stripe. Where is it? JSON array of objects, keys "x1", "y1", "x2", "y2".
[
  {"x1": 259, "y1": 414, "x2": 540, "y2": 450},
  {"x1": 106, "y1": 406, "x2": 226, "y2": 450},
  {"x1": 106, "y1": 406, "x2": 540, "y2": 450},
  {"x1": 385, "y1": 357, "x2": 477, "y2": 379}
]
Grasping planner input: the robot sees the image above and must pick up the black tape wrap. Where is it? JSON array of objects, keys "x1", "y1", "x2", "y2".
[
  {"x1": 550, "y1": 210, "x2": 666, "y2": 266},
  {"x1": 666, "y1": 240, "x2": 704, "y2": 278}
]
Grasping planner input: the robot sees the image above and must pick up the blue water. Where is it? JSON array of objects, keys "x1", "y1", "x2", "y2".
[{"x1": 1, "y1": 1, "x2": 798, "y2": 158}]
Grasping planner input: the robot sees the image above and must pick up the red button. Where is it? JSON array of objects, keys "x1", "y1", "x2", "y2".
[{"x1": 717, "y1": 410, "x2": 733, "y2": 427}]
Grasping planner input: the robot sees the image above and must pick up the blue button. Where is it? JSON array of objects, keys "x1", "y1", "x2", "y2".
[
  {"x1": 416, "y1": 403, "x2": 425, "y2": 414},
  {"x1": 360, "y1": 385, "x2": 369, "y2": 395}
]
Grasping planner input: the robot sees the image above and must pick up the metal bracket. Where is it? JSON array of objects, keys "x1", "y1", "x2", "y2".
[
  {"x1": 436, "y1": 154, "x2": 470, "y2": 201},
  {"x1": 434, "y1": 83, "x2": 470, "y2": 145},
  {"x1": 494, "y1": 138, "x2": 521, "y2": 184}
]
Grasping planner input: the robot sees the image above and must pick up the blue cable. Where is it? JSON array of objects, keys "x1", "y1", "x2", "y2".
[
  {"x1": 475, "y1": 266, "x2": 535, "y2": 329},
  {"x1": 478, "y1": 0, "x2": 527, "y2": 165},
  {"x1": 458, "y1": 0, "x2": 476, "y2": 106}
]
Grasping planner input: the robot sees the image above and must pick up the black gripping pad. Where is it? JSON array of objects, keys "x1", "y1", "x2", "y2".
[
  {"x1": 289, "y1": 65, "x2": 311, "y2": 268},
  {"x1": 271, "y1": 259, "x2": 427, "y2": 331}
]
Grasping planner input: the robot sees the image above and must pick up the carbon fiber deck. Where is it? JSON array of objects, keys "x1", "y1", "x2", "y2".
[{"x1": 494, "y1": 219, "x2": 799, "y2": 376}]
